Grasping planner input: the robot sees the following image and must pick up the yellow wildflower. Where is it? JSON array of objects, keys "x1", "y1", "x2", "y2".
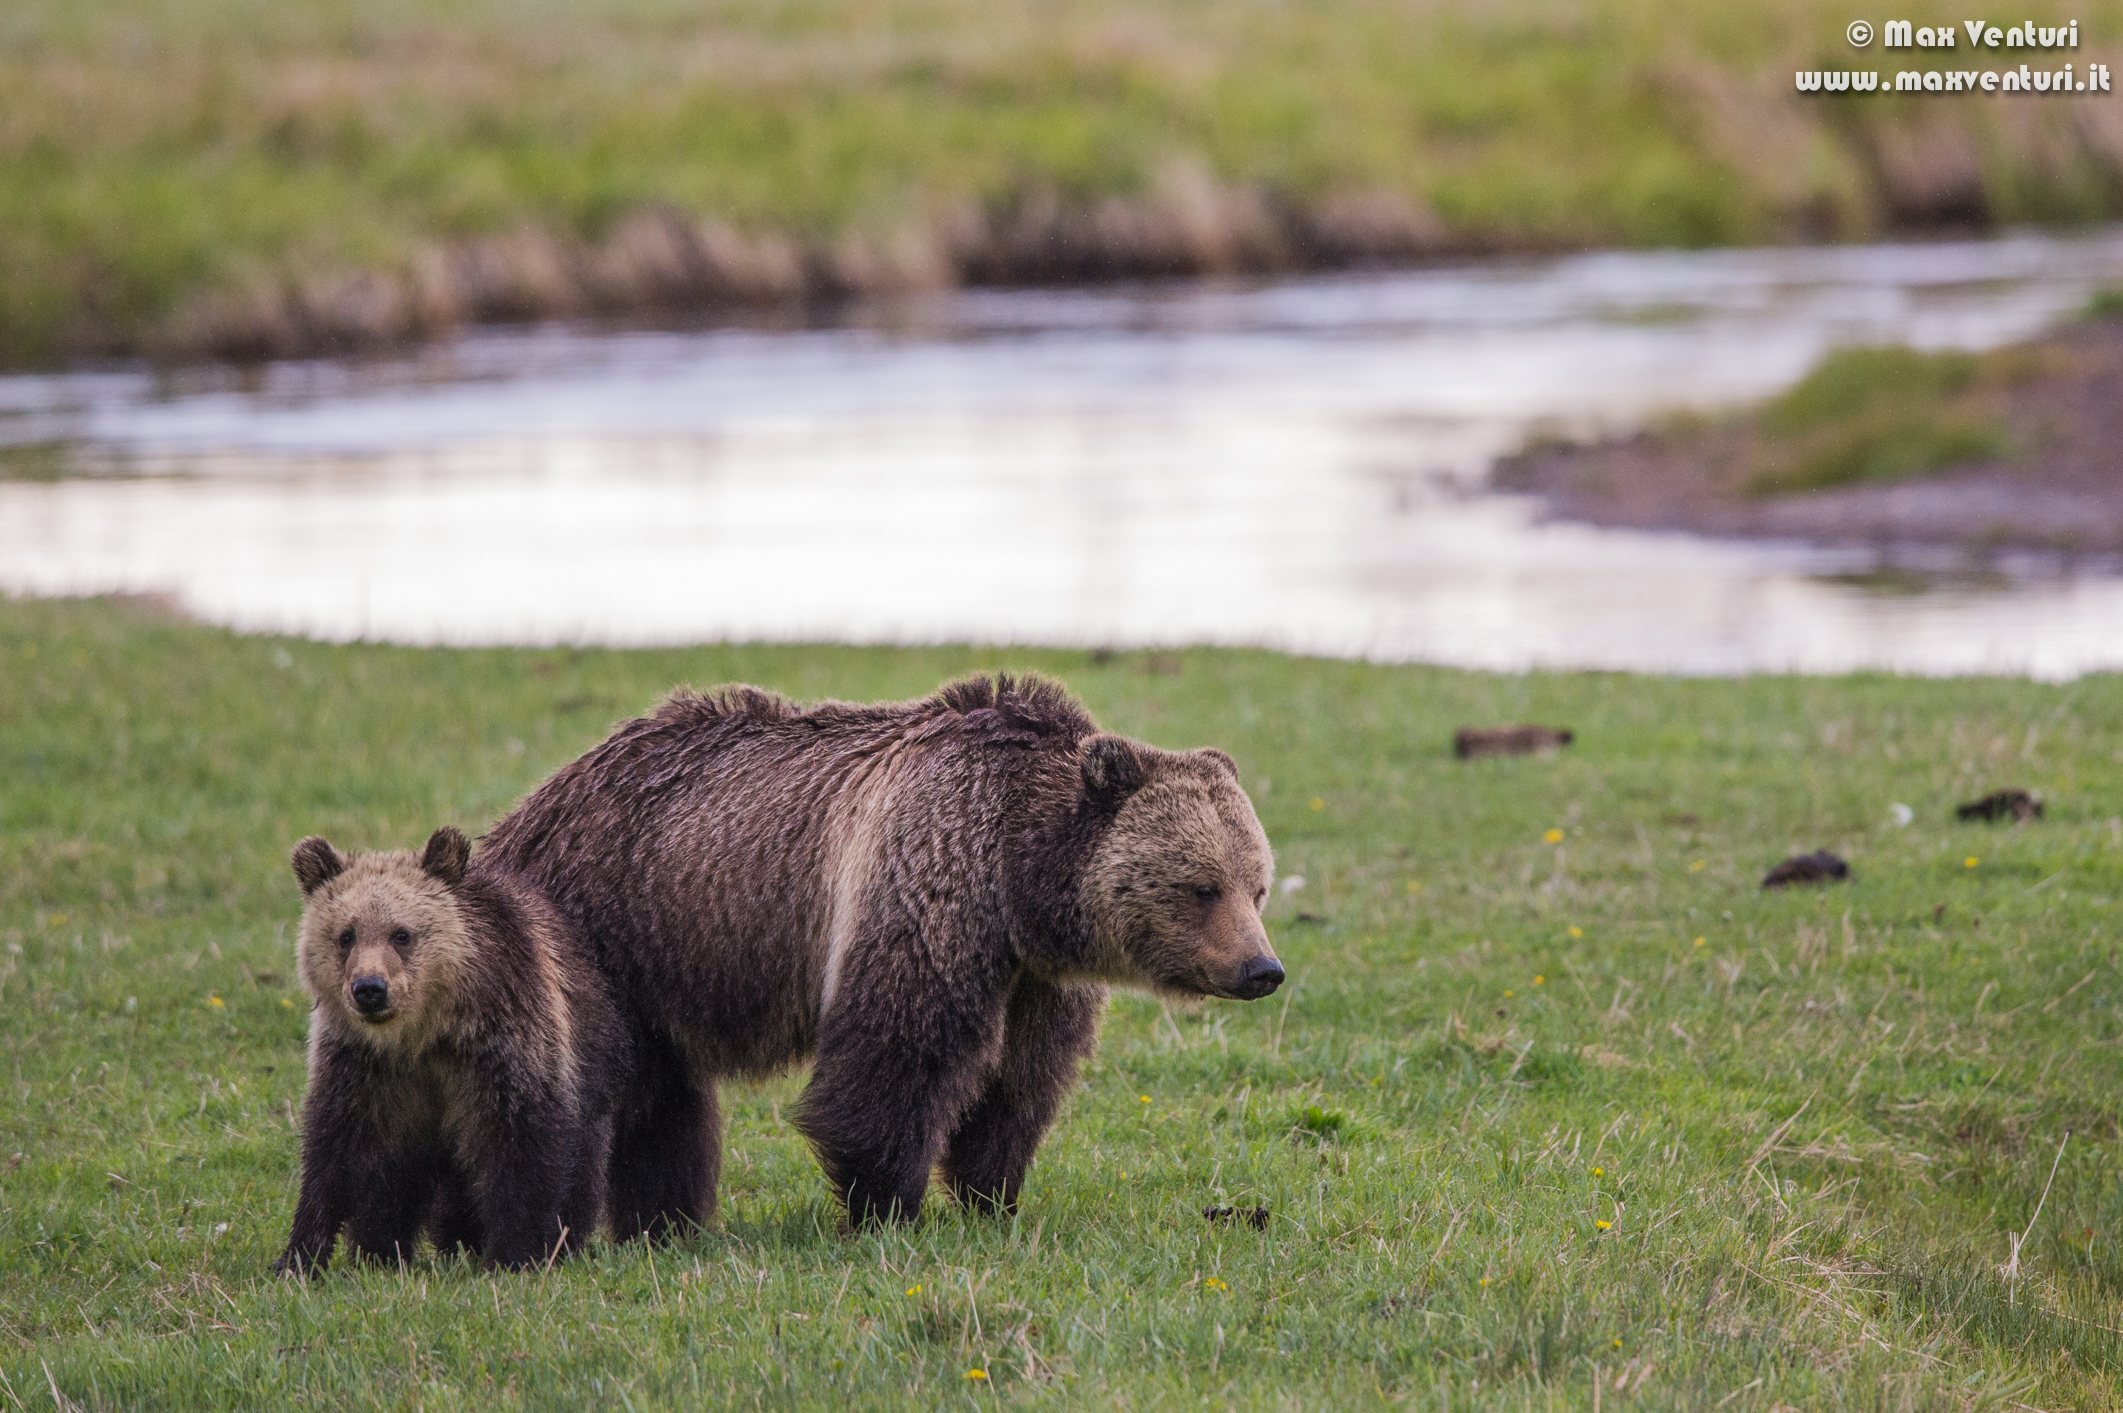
[
  {"x1": 1309, "y1": 797, "x2": 1325, "y2": 811},
  {"x1": 208, "y1": 996, "x2": 225, "y2": 1008},
  {"x1": 966, "y1": 1369, "x2": 987, "y2": 1381},
  {"x1": 1595, "y1": 1220, "x2": 1612, "y2": 1230},
  {"x1": 1692, "y1": 936, "x2": 1706, "y2": 947},
  {"x1": 1567, "y1": 926, "x2": 1582, "y2": 938},
  {"x1": 1965, "y1": 857, "x2": 1979, "y2": 868},
  {"x1": 1533, "y1": 975, "x2": 1545, "y2": 985},
  {"x1": 1139, "y1": 1095, "x2": 1151, "y2": 1103},
  {"x1": 1592, "y1": 1167, "x2": 1603, "y2": 1176},
  {"x1": 906, "y1": 1285, "x2": 921, "y2": 1296},
  {"x1": 1688, "y1": 859, "x2": 1706, "y2": 872},
  {"x1": 1544, "y1": 829, "x2": 1564, "y2": 844}
]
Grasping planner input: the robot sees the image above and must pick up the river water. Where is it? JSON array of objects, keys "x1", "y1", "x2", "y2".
[{"x1": 7, "y1": 229, "x2": 2123, "y2": 677}]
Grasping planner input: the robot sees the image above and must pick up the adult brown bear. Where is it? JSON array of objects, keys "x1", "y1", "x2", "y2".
[{"x1": 482, "y1": 674, "x2": 1281, "y2": 1233}]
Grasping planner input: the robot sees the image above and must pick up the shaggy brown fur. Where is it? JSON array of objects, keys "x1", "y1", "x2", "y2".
[
  {"x1": 482, "y1": 673, "x2": 1281, "y2": 1231},
  {"x1": 276, "y1": 828, "x2": 630, "y2": 1274},
  {"x1": 1453, "y1": 726, "x2": 1574, "y2": 759}
]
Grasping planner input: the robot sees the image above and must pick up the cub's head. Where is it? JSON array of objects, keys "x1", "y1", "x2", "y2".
[
  {"x1": 1077, "y1": 735, "x2": 1282, "y2": 1001},
  {"x1": 289, "y1": 827, "x2": 473, "y2": 1046}
]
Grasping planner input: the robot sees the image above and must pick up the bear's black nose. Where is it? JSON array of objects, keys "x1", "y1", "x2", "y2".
[
  {"x1": 1235, "y1": 955, "x2": 1284, "y2": 999},
  {"x1": 351, "y1": 977, "x2": 391, "y2": 1015}
]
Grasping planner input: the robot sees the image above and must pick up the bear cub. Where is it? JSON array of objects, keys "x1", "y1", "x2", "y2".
[{"x1": 276, "y1": 827, "x2": 628, "y2": 1273}]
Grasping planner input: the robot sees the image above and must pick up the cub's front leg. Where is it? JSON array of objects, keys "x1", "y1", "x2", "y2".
[
  {"x1": 426, "y1": 1158, "x2": 484, "y2": 1258},
  {"x1": 455, "y1": 1049, "x2": 578, "y2": 1268},
  {"x1": 277, "y1": 1038, "x2": 394, "y2": 1274},
  {"x1": 344, "y1": 1144, "x2": 445, "y2": 1265}
]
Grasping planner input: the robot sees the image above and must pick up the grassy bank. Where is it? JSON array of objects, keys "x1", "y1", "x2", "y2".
[
  {"x1": 3, "y1": 0, "x2": 2122, "y2": 367},
  {"x1": 1739, "y1": 344, "x2": 2028, "y2": 496},
  {"x1": 1495, "y1": 301, "x2": 2123, "y2": 552},
  {"x1": 6, "y1": 595, "x2": 2123, "y2": 1407}
]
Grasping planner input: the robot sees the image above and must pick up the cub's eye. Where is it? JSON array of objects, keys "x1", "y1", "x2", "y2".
[
  {"x1": 336, "y1": 927, "x2": 355, "y2": 949},
  {"x1": 1254, "y1": 888, "x2": 1268, "y2": 908},
  {"x1": 1192, "y1": 884, "x2": 1221, "y2": 902},
  {"x1": 389, "y1": 927, "x2": 412, "y2": 947}
]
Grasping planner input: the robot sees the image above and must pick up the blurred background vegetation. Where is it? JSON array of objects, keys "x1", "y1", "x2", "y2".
[{"x1": 3, "y1": 0, "x2": 2120, "y2": 367}]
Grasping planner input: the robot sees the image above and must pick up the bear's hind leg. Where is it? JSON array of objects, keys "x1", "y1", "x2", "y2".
[
  {"x1": 609, "y1": 1056, "x2": 719, "y2": 1244},
  {"x1": 942, "y1": 977, "x2": 1104, "y2": 1215}
]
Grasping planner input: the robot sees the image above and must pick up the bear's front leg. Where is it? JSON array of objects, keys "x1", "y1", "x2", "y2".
[
  {"x1": 344, "y1": 1146, "x2": 443, "y2": 1265},
  {"x1": 425, "y1": 1159, "x2": 483, "y2": 1258},
  {"x1": 276, "y1": 1039, "x2": 382, "y2": 1275},
  {"x1": 457, "y1": 1051, "x2": 577, "y2": 1268},
  {"x1": 276, "y1": 1145, "x2": 349, "y2": 1277},
  {"x1": 798, "y1": 948, "x2": 1009, "y2": 1226},
  {"x1": 942, "y1": 975, "x2": 1104, "y2": 1215}
]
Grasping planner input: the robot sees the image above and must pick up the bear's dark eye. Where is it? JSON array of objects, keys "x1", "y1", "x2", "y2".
[
  {"x1": 389, "y1": 927, "x2": 412, "y2": 947},
  {"x1": 1254, "y1": 888, "x2": 1267, "y2": 908},
  {"x1": 1193, "y1": 884, "x2": 1221, "y2": 902},
  {"x1": 336, "y1": 927, "x2": 355, "y2": 950}
]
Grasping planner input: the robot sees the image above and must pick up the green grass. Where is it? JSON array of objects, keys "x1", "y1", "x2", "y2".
[
  {"x1": 7, "y1": 594, "x2": 2123, "y2": 1408},
  {"x1": 1740, "y1": 344, "x2": 2041, "y2": 495},
  {"x1": 2, "y1": 0, "x2": 2118, "y2": 366}
]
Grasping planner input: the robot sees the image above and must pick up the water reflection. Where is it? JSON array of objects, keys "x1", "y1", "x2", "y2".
[{"x1": 6, "y1": 230, "x2": 2123, "y2": 677}]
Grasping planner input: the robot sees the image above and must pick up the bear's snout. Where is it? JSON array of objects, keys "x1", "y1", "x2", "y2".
[
  {"x1": 350, "y1": 976, "x2": 392, "y2": 1017},
  {"x1": 1233, "y1": 953, "x2": 1284, "y2": 1000}
]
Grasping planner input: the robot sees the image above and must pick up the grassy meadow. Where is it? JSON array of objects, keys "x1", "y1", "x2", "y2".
[
  {"x1": 4, "y1": 0, "x2": 2122, "y2": 365},
  {"x1": 5, "y1": 594, "x2": 2123, "y2": 1407}
]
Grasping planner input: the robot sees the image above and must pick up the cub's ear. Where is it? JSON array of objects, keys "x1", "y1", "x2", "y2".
[
  {"x1": 1080, "y1": 734, "x2": 1147, "y2": 811},
  {"x1": 290, "y1": 836, "x2": 345, "y2": 895},
  {"x1": 421, "y1": 827, "x2": 471, "y2": 886},
  {"x1": 1193, "y1": 748, "x2": 1239, "y2": 780}
]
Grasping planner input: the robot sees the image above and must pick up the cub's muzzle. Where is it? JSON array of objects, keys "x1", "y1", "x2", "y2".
[
  {"x1": 350, "y1": 977, "x2": 392, "y2": 1017},
  {"x1": 1231, "y1": 954, "x2": 1285, "y2": 1000}
]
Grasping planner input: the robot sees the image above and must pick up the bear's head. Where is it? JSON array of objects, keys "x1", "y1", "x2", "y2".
[
  {"x1": 290, "y1": 827, "x2": 473, "y2": 1048},
  {"x1": 1077, "y1": 735, "x2": 1283, "y2": 1001}
]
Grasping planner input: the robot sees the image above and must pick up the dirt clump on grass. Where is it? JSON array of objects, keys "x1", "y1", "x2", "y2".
[
  {"x1": 1494, "y1": 313, "x2": 2123, "y2": 555},
  {"x1": 1203, "y1": 1204, "x2": 1270, "y2": 1230},
  {"x1": 1453, "y1": 725, "x2": 1573, "y2": 759},
  {"x1": 1761, "y1": 850, "x2": 1850, "y2": 889},
  {"x1": 1957, "y1": 789, "x2": 2043, "y2": 822}
]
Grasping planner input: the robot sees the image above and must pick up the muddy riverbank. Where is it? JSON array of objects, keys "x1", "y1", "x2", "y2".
[{"x1": 1494, "y1": 313, "x2": 2123, "y2": 557}]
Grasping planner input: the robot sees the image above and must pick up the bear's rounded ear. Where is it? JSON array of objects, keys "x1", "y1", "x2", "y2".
[
  {"x1": 291, "y1": 836, "x2": 345, "y2": 895},
  {"x1": 1193, "y1": 748, "x2": 1239, "y2": 781},
  {"x1": 421, "y1": 827, "x2": 471, "y2": 886},
  {"x1": 1080, "y1": 734, "x2": 1147, "y2": 811}
]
